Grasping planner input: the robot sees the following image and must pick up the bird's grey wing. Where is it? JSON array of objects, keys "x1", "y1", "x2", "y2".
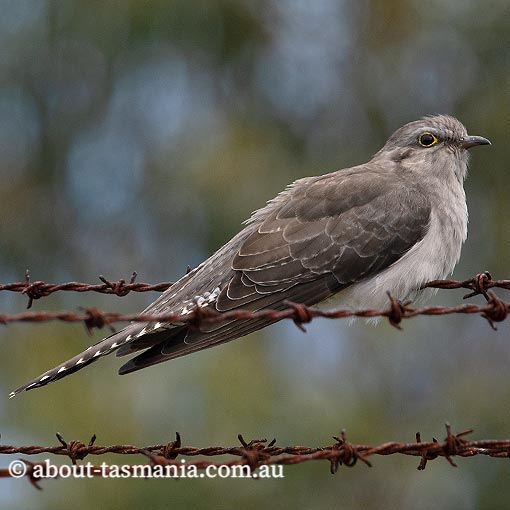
[{"x1": 118, "y1": 169, "x2": 431, "y2": 374}]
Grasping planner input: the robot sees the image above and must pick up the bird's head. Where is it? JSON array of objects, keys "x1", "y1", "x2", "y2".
[{"x1": 375, "y1": 115, "x2": 491, "y2": 181}]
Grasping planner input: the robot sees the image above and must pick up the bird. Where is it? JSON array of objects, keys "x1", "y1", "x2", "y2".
[{"x1": 10, "y1": 114, "x2": 491, "y2": 397}]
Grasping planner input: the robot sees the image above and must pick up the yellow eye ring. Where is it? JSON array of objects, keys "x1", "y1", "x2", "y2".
[{"x1": 418, "y1": 132, "x2": 438, "y2": 147}]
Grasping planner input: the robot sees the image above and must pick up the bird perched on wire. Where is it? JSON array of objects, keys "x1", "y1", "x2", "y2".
[{"x1": 10, "y1": 115, "x2": 491, "y2": 397}]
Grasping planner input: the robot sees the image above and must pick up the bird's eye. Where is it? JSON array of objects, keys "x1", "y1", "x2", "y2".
[{"x1": 418, "y1": 132, "x2": 438, "y2": 147}]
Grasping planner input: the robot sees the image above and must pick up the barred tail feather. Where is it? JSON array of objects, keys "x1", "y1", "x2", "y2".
[{"x1": 9, "y1": 324, "x2": 145, "y2": 398}]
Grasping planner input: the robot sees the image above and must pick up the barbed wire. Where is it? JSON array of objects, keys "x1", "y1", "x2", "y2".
[
  {"x1": 1, "y1": 271, "x2": 509, "y2": 308},
  {"x1": 1, "y1": 425, "x2": 510, "y2": 488},
  {"x1": 0, "y1": 272, "x2": 508, "y2": 331},
  {"x1": 0, "y1": 270, "x2": 174, "y2": 308},
  {"x1": 0, "y1": 289, "x2": 508, "y2": 332}
]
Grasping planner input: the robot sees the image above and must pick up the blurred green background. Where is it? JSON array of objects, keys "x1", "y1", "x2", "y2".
[{"x1": 0, "y1": 0, "x2": 509, "y2": 508}]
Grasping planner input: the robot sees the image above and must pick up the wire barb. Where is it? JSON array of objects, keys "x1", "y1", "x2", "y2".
[
  {"x1": 284, "y1": 300, "x2": 313, "y2": 332},
  {"x1": 55, "y1": 432, "x2": 96, "y2": 465},
  {"x1": 423, "y1": 271, "x2": 510, "y2": 299},
  {"x1": 481, "y1": 291, "x2": 509, "y2": 330}
]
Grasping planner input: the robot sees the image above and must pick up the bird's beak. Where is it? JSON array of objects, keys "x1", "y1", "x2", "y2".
[{"x1": 461, "y1": 135, "x2": 491, "y2": 149}]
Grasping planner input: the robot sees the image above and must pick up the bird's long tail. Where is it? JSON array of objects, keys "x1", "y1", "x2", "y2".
[{"x1": 9, "y1": 323, "x2": 146, "y2": 398}]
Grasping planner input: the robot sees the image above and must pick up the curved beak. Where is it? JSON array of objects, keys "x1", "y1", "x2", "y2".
[{"x1": 461, "y1": 135, "x2": 491, "y2": 149}]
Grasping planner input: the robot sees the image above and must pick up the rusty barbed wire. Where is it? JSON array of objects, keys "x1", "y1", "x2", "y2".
[
  {"x1": 1, "y1": 271, "x2": 508, "y2": 309},
  {"x1": 1, "y1": 425, "x2": 510, "y2": 488},
  {"x1": 0, "y1": 271, "x2": 507, "y2": 332},
  {"x1": 0, "y1": 270, "x2": 174, "y2": 308},
  {"x1": 0, "y1": 288, "x2": 508, "y2": 332}
]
